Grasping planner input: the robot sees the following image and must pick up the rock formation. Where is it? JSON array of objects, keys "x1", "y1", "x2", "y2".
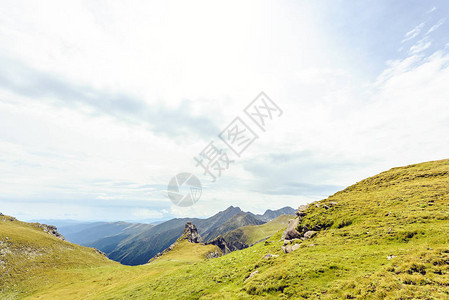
[
  {"x1": 180, "y1": 222, "x2": 204, "y2": 243},
  {"x1": 37, "y1": 224, "x2": 66, "y2": 241},
  {"x1": 205, "y1": 235, "x2": 230, "y2": 254}
]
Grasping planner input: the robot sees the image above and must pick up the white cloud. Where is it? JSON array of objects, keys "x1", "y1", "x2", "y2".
[
  {"x1": 427, "y1": 18, "x2": 446, "y2": 34},
  {"x1": 409, "y1": 38, "x2": 432, "y2": 54},
  {"x1": 402, "y1": 23, "x2": 425, "y2": 43}
]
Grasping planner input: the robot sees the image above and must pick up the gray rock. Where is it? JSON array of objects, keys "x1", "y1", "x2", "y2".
[
  {"x1": 281, "y1": 218, "x2": 301, "y2": 240},
  {"x1": 38, "y1": 224, "x2": 66, "y2": 241},
  {"x1": 297, "y1": 205, "x2": 309, "y2": 212},
  {"x1": 205, "y1": 250, "x2": 221, "y2": 259},
  {"x1": 282, "y1": 244, "x2": 293, "y2": 253},
  {"x1": 303, "y1": 231, "x2": 317, "y2": 240},
  {"x1": 181, "y1": 222, "x2": 204, "y2": 243},
  {"x1": 263, "y1": 254, "x2": 279, "y2": 259},
  {"x1": 329, "y1": 202, "x2": 338, "y2": 206},
  {"x1": 245, "y1": 270, "x2": 258, "y2": 282},
  {"x1": 291, "y1": 244, "x2": 301, "y2": 251},
  {"x1": 323, "y1": 205, "x2": 330, "y2": 210},
  {"x1": 206, "y1": 235, "x2": 230, "y2": 254},
  {"x1": 295, "y1": 205, "x2": 308, "y2": 217}
]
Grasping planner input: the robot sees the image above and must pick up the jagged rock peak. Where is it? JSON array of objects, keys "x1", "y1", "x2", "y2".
[{"x1": 180, "y1": 222, "x2": 204, "y2": 243}]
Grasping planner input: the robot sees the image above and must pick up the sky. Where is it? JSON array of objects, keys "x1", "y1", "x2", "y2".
[{"x1": 0, "y1": 0, "x2": 448, "y2": 222}]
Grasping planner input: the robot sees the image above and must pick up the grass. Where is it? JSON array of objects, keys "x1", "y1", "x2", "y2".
[
  {"x1": 2, "y1": 158, "x2": 449, "y2": 299},
  {"x1": 225, "y1": 214, "x2": 293, "y2": 246}
]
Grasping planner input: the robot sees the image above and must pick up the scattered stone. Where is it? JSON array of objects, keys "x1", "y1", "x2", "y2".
[
  {"x1": 282, "y1": 244, "x2": 293, "y2": 253},
  {"x1": 303, "y1": 231, "x2": 317, "y2": 240},
  {"x1": 93, "y1": 248, "x2": 106, "y2": 256},
  {"x1": 292, "y1": 244, "x2": 301, "y2": 251},
  {"x1": 263, "y1": 254, "x2": 279, "y2": 259},
  {"x1": 5, "y1": 237, "x2": 8, "y2": 241},
  {"x1": 205, "y1": 250, "x2": 221, "y2": 259},
  {"x1": 323, "y1": 205, "x2": 330, "y2": 210},
  {"x1": 283, "y1": 240, "x2": 289, "y2": 246},
  {"x1": 329, "y1": 202, "x2": 338, "y2": 206},
  {"x1": 385, "y1": 212, "x2": 392, "y2": 216},
  {"x1": 309, "y1": 244, "x2": 315, "y2": 247},
  {"x1": 245, "y1": 270, "x2": 258, "y2": 282},
  {"x1": 281, "y1": 218, "x2": 301, "y2": 240},
  {"x1": 387, "y1": 255, "x2": 397, "y2": 260},
  {"x1": 315, "y1": 203, "x2": 320, "y2": 208}
]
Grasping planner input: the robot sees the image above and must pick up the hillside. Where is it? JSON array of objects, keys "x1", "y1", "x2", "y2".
[
  {"x1": 224, "y1": 214, "x2": 293, "y2": 251},
  {"x1": 0, "y1": 215, "x2": 114, "y2": 298},
  {"x1": 203, "y1": 212, "x2": 265, "y2": 241},
  {"x1": 3, "y1": 159, "x2": 449, "y2": 299}
]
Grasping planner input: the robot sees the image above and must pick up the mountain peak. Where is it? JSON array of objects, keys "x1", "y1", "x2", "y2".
[
  {"x1": 179, "y1": 222, "x2": 203, "y2": 243},
  {"x1": 223, "y1": 206, "x2": 241, "y2": 212}
]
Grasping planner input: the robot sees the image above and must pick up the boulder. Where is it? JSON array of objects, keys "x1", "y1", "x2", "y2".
[
  {"x1": 291, "y1": 244, "x2": 301, "y2": 251},
  {"x1": 295, "y1": 205, "x2": 308, "y2": 217},
  {"x1": 263, "y1": 254, "x2": 279, "y2": 259},
  {"x1": 303, "y1": 231, "x2": 317, "y2": 240},
  {"x1": 282, "y1": 244, "x2": 292, "y2": 253},
  {"x1": 282, "y1": 218, "x2": 301, "y2": 240}
]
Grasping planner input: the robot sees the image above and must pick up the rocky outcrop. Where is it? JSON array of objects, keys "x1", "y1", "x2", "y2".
[
  {"x1": 37, "y1": 224, "x2": 66, "y2": 241},
  {"x1": 282, "y1": 218, "x2": 301, "y2": 240},
  {"x1": 149, "y1": 222, "x2": 215, "y2": 263},
  {"x1": 206, "y1": 235, "x2": 230, "y2": 254},
  {"x1": 180, "y1": 222, "x2": 204, "y2": 243}
]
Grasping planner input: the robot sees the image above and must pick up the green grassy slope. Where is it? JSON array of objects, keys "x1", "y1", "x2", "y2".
[
  {"x1": 224, "y1": 214, "x2": 293, "y2": 247},
  {"x1": 0, "y1": 216, "x2": 115, "y2": 298},
  {"x1": 3, "y1": 159, "x2": 449, "y2": 299},
  {"x1": 203, "y1": 212, "x2": 265, "y2": 241}
]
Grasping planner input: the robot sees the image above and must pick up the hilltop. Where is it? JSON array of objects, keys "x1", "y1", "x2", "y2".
[{"x1": 1, "y1": 159, "x2": 449, "y2": 299}]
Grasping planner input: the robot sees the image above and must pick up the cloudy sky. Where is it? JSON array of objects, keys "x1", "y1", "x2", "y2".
[{"x1": 1, "y1": 0, "x2": 448, "y2": 222}]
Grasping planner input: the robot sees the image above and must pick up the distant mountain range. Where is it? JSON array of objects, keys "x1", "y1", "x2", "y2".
[{"x1": 49, "y1": 206, "x2": 295, "y2": 265}]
